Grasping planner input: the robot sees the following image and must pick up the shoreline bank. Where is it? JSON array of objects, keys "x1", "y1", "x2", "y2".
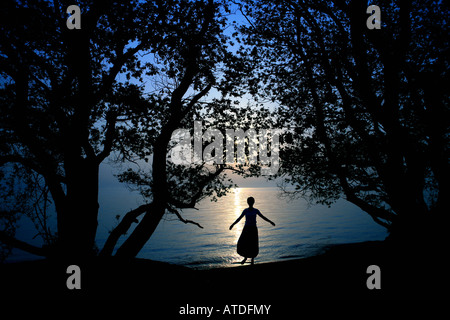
[{"x1": 0, "y1": 241, "x2": 447, "y2": 300}]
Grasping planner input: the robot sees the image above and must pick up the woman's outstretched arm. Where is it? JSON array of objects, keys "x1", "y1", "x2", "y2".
[
  {"x1": 257, "y1": 211, "x2": 276, "y2": 226},
  {"x1": 229, "y1": 212, "x2": 245, "y2": 230}
]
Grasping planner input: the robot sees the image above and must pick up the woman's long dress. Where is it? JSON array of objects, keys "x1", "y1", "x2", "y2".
[{"x1": 237, "y1": 208, "x2": 260, "y2": 258}]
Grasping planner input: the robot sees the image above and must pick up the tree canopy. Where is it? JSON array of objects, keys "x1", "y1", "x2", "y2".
[
  {"x1": 237, "y1": 0, "x2": 449, "y2": 239},
  {"x1": 1, "y1": 0, "x2": 448, "y2": 261},
  {"x1": 0, "y1": 0, "x2": 267, "y2": 259}
]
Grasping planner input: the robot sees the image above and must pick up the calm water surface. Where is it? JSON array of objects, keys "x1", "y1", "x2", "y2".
[
  {"x1": 96, "y1": 187, "x2": 387, "y2": 269},
  {"x1": 8, "y1": 186, "x2": 387, "y2": 268}
]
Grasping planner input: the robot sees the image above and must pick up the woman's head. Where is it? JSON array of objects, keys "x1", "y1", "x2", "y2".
[{"x1": 247, "y1": 197, "x2": 255, "y2": 207}]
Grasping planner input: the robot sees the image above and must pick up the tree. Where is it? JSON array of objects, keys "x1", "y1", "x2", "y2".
[
  {"x1": 238, "y1": 0, "x2": 449, "y2": 242},
  {"x1": 0, "y1": 0, "x2": 253, "y2": 259},
  {"x1": 1, "y1": 0, "x2": 156, "y2": 257},
  {"x1": 100, "y1": 0, "x2": 257, "y2": 257}
]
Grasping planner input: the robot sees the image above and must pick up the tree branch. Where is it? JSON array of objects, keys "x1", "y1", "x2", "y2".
[
  {"x1": 184, "y1": 82, "x2": 213, "y2": 114},
  {"x1": 166, "y1": 206, "x2": 203, "y2": 229},
  {"x1": 339, "y1": 174, "x2": 395, "y2": 228},
  {"x1": 0, "y1": 230, "x2": 48, "y2": 257},
  {"x1": 96, "y1": 111, "x2": 117, "y2": 164},
  {"x1": 168, "y1": 165, "x2": 225, "y2": 209},
  {"x1": 99, "y1": 202, "x2": 152, "y2": 257},
  {"x1": 94, "y1": 42, "x2": 146, "y2": 105}
]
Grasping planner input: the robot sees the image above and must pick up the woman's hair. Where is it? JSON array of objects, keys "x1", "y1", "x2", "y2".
[{"x1": 247, "y1": 197, "x2": 255, "y2": 206}]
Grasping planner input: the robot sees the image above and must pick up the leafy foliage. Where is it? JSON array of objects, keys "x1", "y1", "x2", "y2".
[
  {"x1": 238, "y1": 0, "x2": 449, "y2": 234},
  {"x1": 0, "y1": 0, "x2": 262, "y2": 258}
]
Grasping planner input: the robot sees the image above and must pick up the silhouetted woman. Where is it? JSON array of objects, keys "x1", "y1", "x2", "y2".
[{"x1": 229, "y1": 197, "x2": 275, "y2": 265}]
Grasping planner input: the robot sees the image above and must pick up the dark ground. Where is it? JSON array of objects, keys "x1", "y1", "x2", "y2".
[{"x1": 0, "y1": 241, "x2": 448, "y2": 302}]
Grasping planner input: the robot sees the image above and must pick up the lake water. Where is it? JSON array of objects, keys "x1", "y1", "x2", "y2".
[
  {"x1": 7, "y1": 186, "x2": 387, "y2": 268},
  {"x1": 96, "y1": 187, "x2": 388, "y2": 269}
]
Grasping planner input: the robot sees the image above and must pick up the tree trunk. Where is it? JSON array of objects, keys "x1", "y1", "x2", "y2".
[
  {"x1": 114, "y1": 202, "x2": 166, "y2": 258},
  {"x1": 113, "y1": 118, "x2": 174, "y2": 257},
  {"x1": 52, "y1": 26, "x2": 100, "y2": 258},
  {"x1": 56, "y1": 159, "x2": 99, "y2": 258},
  {"x1": 109, "y1": 27, "x2": 205, "y2": 257},
  {"x1": 99, "y1": 203, "x2": 152, "y2": 257}
]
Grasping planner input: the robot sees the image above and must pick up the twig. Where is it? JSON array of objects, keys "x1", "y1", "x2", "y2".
[{"x1": 167, "y1": 206, "x2": 203, "y2": 229}]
